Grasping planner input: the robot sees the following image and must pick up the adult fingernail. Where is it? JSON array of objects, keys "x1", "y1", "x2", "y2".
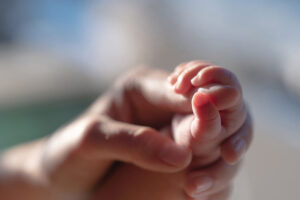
[
  {"x1": 158, "y1": 143, "x2": 191, "y2": 167},
  {"x1": 190, "y1": 175, "x2": 213, "y2": 197}
]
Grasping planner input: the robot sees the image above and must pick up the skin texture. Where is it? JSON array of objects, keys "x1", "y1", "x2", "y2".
[
  {"x1": 0, "y1": 63, "x2": 253, "y2": 200},
  {"x1": 94, "y1": 61, "x2": 252, "y2": 200}
]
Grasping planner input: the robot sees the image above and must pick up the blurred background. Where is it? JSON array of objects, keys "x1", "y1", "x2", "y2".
[{"x1": 0, "y1": 0, "x2": 299, "y2": 199}]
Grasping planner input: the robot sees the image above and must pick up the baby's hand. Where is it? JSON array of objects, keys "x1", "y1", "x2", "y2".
[
  {"x1": 92, "y1": 64, "x2": 253, "y2": 200},
  {"x1": 168, "y1": 61, "x2": 249, "y2": 165}
]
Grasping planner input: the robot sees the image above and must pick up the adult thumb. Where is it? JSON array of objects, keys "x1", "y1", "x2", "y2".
[{"x1": 84, "y1": 117, "x2": 192, "y2": 173}]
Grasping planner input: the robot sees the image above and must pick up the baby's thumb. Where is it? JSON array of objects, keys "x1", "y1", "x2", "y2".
[{"x1": 89, "y1": 118, "x2": 192, "y2": 173}]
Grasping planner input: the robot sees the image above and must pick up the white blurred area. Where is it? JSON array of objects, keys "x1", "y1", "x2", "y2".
[{"x1": 0, "y1": 0, "x2": 300, "y2": 199}]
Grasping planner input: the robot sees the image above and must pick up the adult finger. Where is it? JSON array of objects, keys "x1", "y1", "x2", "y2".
[
  {"x1": 80, "y1": 116, "x2": 192, "y2": 173},
  {"x1": 184, "y1": 159, "x2": 241, "y2": 199}
]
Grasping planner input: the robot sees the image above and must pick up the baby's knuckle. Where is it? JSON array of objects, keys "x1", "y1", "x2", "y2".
[{"x1": 227, "y1": 86, "x2": 241, "y2": 104}]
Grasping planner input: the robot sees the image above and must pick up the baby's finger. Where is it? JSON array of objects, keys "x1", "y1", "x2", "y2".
[
  {"x1": 221, "y1": 112, "x2": 253, "y2": 165},
  {"x1": 220, "y1": 99, "x2": 247, "y2": 135},
  {"x1": 188, "y1": 186, "x2": 232, "y2": 200},
  {"x1": 194, "y1": 73, "x2": 246, "y2": 135},
  {"x1": 196, "y1": 84, "x2": 240, "y2": 111},
  {"x1": 185, "y1": 159, "x2": 240, "y2": 199},
  {"x1": 194, "y1": 84, "x2": 246, "y2": 136},
  {"x1": 206, "y1": 186, "x2": 232, "y2": 200},
  {"x1": 174, "y1": 61, "x2": 210, "y2": 94},
  {"x1": 191, "y1": 66, "x2": 241, "y2": 92},
  {"x1": 167, "y1": 62, "x2": 187, "y2": 85},
  {"x1": 191, "y1": 92, "x2": 222, "y2": 142}
]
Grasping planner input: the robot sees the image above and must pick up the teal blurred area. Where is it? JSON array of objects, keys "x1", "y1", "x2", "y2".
[{"x1": 0, "y1": 97, "x2": 94, "y2": 149}]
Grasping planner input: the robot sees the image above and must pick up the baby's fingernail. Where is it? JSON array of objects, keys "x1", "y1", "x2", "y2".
[
  {"x1": 167, "y1": 75, "x2": 176, "y2": 85},
  {"x1": 158, "y1": 143, "x2": 192, "y2": 167},
  {"x1": 190, "y1": 175, "x2": 213, "y2": 197},
  {"x1": 232, "y1": 137, "x2": 246, "y2": 163},
  {"x1": 175, "y1": 82, "x2": 182, "y2": 92},
  {"x1": 191, "y1": 73, "x2": 204, "y2": 86},
  {"x1": 191, "y1": 76, "x2": 200, "y2": 85},
  {"x1": 195, "y1": 197, "x2": 208, "y2": 200},
  {"x1": 193, "y1": 91, "x2": 211, "y2": 107}
]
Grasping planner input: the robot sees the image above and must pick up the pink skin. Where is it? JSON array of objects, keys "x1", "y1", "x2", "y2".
[
  {"x1": 0, "y1": 64, "x2": 252, "y2": 200},
  {"x1": 169, "y1": 62, "x2": 248, "y2": 165},
  {"x1": 95, "y1": 62, "x2": 251, "y2": 200},
  {"x1": 172, "y1": 62, "x2": 248, "y2": 199}
]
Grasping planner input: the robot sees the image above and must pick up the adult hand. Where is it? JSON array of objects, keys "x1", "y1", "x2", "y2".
[
  {"x1": 0, "y1": 67, "x2": 253, "y2": 200},
  {"x1": 93, "y1": 109, "x2": 253, "y2": 200},
  {"x1": 0, "y1": 67, "x2": 193, "y2": 200}
]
